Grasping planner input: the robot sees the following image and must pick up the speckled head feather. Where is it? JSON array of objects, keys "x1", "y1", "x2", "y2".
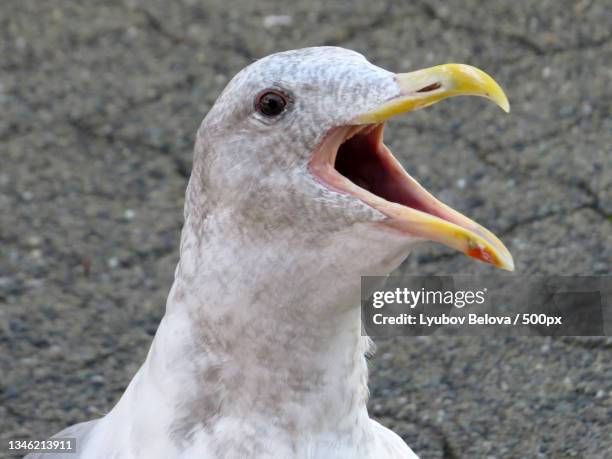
[{"x1": 187, "y1": 47, "x2": 398, "y2": 235}]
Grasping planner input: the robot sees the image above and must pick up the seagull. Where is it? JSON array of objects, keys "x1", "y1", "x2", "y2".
[{"x1": 28, "y1": 46, "x2": 512, "y2": 459}]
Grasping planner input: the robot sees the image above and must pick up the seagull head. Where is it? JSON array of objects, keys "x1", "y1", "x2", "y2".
[{"x1": 194, "y1": 46, "x2": 513, "y2": 273}]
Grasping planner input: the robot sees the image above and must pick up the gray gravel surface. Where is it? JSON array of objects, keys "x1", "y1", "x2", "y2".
[{"x1": 1, "y1": 1, "x2": 611, "y2": 458}]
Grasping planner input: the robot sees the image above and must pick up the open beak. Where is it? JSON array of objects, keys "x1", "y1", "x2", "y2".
[{"x1": 309, "y1": 64, "x2": 514, "y2": 270}]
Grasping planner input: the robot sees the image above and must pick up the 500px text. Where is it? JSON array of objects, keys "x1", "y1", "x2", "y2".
[{"x1": 372, "y1": 313, "x2": 563, "y2": 327}]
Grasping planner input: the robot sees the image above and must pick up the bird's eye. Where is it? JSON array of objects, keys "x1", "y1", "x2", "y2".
[{"x1": 255, "y1": 90, "x2": 288, "y2": 117}]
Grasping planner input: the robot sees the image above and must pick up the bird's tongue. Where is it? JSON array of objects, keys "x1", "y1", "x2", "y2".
[{"x1": 310, "y1": 124, "x2": 514, "y2": 271}]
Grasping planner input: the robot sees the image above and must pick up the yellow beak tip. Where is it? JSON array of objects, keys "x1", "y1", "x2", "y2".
[
  {"x1": 497, "y1": 96, "x2": 511, "y2": 113},
  {"x1": 499, "y1": 257, "x2": 515, "y2": 271},
  {"x1": 488, "y1": 88, "x2": 510, "y2": 113}
]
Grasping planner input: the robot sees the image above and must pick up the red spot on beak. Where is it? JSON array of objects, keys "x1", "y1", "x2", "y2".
[{"x1": 466, "y1": 245, "x2": 495, "y2": 265}]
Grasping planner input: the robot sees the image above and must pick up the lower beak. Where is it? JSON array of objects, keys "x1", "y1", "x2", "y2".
[{"x1": 355, "y1": 64, "x2": 513, "y2": 270}]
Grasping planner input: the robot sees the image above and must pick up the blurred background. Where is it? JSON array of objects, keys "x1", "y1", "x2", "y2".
[{"x1": 1, "y1": 0, "x2": 611, "y2": 457}]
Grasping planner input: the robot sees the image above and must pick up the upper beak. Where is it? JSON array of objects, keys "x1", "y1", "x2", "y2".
[
  {"x1": 357, "y1": 64, "x2": 510, "y2": 124},
  {"x1": 354, "y1": 64, "x2": 514, "y2": 270}
]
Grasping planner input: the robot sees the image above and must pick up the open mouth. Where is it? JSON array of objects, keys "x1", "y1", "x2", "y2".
[
  {"x1": 334, "y1": 123, "x2": 436, "y2": 216},
  {"x1": 308, "y1": 122, "x2": 514, "y2": 270}
]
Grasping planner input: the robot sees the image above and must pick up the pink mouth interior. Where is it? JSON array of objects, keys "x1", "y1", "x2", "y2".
[{"x1": 333, "y1": 125, "x2": 432, "y2": 214}]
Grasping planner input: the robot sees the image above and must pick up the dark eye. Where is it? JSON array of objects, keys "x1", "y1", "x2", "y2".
[{"x1": 255, "y1": 90, "x2": 288, "y2": 117}]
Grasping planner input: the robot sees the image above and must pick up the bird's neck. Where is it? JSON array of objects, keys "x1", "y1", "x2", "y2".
[
  {"x1": 111, "y1": 209, "x2": 413, "y2": 453},
  {"x1": 161, "y1": 303, "x2": 371, "y2": 439}
]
